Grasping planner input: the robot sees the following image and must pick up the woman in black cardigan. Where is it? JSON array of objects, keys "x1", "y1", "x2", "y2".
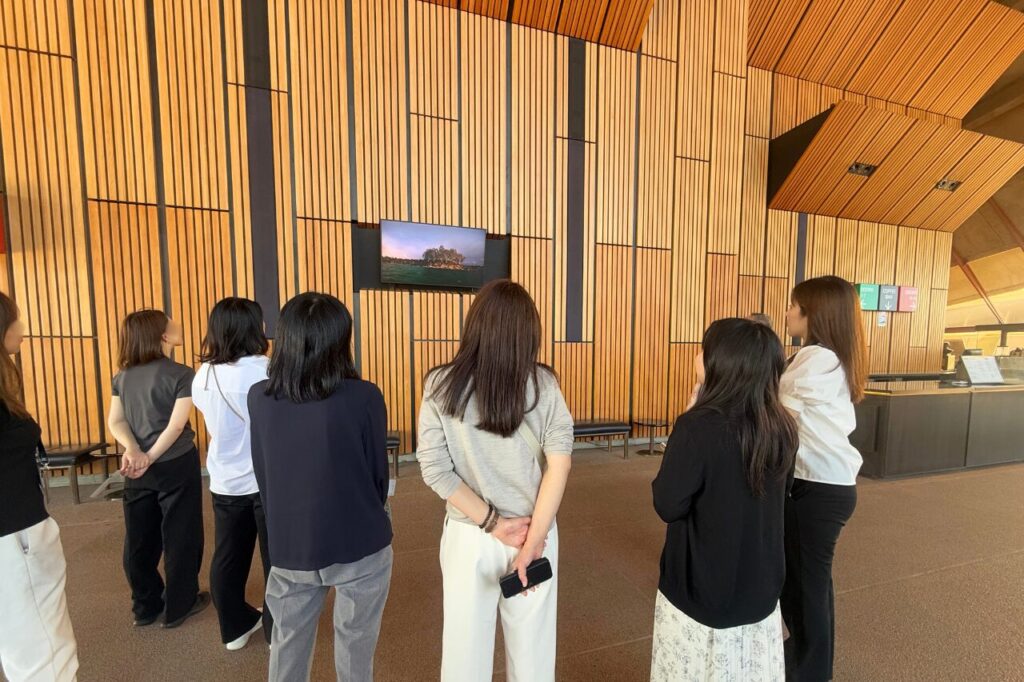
[
  {"x1": 0, "y1": 291, "x2": 79, "y2": 681},
  {"x1": 651, "y1": 318, "x2": 797, "y2": 682}
]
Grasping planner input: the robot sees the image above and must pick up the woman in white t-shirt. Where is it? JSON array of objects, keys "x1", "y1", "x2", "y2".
[
  {"x1": 192, "y1": 298, "x2": 271, "y2": 652},
  {"x1": 779, "y1": 276, "x2": 868, "y2": 681}
]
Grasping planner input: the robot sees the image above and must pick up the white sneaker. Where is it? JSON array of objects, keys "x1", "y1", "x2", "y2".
[{"x1": 226, "y1": 618, "x2": 263, "y2": 651}]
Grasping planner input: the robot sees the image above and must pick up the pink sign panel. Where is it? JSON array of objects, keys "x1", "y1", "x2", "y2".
[{"x1": 898, "y1": 286, "x2": 918, "y2": 312}]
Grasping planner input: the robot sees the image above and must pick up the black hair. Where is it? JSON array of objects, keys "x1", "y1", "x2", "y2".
[
  {"x1": 691, "y1": 317, "x2": 798, "y2": 497},
  {"x1": 265, "y1": 292, "x2": 359, "y2": 402},
  {"x1": 199, "y1": 297, "x2": 269, "y2": 364}
]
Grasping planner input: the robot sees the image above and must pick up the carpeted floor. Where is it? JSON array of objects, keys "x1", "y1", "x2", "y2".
[{"x1": 9, "y1": 447, "x2": 1024, "y2": 681}]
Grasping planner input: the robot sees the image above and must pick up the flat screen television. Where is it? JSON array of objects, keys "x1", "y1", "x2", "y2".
[{"x1": 380, "y1": 220, "x2": 487, "y2": 289}]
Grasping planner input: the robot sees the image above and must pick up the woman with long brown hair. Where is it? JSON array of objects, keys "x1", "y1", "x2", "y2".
[
  {"x1": 108, "y1": 310, "x2": 207, "y2": 629},
  {"x1": 0, "y1": 292, "x2": 79, "y2": 681},
  {"x1": 416, "y1": 279, "x2": 574, "y2": 682},
  {"x1": 779, "y1": 276, "x2": 868, "y2": 681}
]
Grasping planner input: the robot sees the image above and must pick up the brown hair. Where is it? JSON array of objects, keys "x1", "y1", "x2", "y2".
[
  {"x1": 791, "y1": 276, "x2": 868, "y2": 403},
  {"x1": 428, "y1": 279, "x2": 554, "y2": 437},
  {"x1": 0, "y1": 292, "x2": 29, "y2": 418},
  {"x1": 118, "y1": 309, "x2": 170, "y2": 369}
]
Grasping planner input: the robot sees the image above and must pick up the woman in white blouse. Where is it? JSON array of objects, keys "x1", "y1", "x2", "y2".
[
  {"x1": 192, "y1": 298, "x2": 271, "y2": 651},
  {"x1": 779, "y1": 276, "x2": 868, "y2": 682}
]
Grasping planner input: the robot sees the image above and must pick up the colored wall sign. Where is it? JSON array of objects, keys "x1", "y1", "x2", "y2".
[
  {"x1": 877, "y1": 311, "x2": 888, "y2": 327},
  {"x1": 898, "y1": 286, "x2": 919, "y2": 312},
  {"x1": 856, "y1": 283, "x2": 879, "y2": 311},
  {"x1": 878, "y1": 285, "x2": 899, "y2": 311}
]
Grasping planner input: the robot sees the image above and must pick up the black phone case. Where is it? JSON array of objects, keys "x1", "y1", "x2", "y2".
[{"x1": 500, "y1": 557, "x2": 553, "y2": 598}]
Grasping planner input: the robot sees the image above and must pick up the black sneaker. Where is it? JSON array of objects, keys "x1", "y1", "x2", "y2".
[
  {"x1": 163, "y1": 592, "x2": 211, "y2": 629},
  {"x1": 133, "y1": 613, "x2": 160, "y2": 627}
]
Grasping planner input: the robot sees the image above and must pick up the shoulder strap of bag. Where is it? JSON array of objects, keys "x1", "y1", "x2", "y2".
[
  {"x1": 209, "y1": 365, "x2": 245, "y2": 421},
  {"x1": 516, "y1": 418, "x2": 545, "y2": 473},
  {"x1": 449, "y1": 413, "x2": 545, "y2": 474}
]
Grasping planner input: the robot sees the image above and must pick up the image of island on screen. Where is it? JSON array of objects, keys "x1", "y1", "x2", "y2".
[{"x1": 380, "y1": 220, "x2": 486, "y2": 289}]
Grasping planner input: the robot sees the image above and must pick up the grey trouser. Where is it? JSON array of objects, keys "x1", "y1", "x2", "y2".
[{"x1": 266, "y1": 545, "x2": 393, "y2": 682}]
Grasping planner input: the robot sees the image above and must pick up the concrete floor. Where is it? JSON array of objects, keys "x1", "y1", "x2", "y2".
[{"x1": 10, "y1": 447, "x2": 1024, "y2": 681}]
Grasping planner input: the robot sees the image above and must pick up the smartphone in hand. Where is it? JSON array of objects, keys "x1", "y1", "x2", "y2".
[{"x1": 500, "y1": 558, "x2": 553, "y2": 598}]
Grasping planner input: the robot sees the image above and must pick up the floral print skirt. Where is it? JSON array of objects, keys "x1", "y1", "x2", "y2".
[{"x1": 650, "y1": 590, "x2": 784, "y2": 682}]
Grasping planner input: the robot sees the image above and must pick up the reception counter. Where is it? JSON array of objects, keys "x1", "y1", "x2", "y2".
[{"x1": 851, "y1": 381, "x2": 1024, "y2": 478}]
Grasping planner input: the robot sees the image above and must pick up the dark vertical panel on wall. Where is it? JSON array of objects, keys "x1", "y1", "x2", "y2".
[
  {"x1": 792, "y1": 211, "x2": 808, "y2": 344},
  {"x1": 565, "y1": 38, "x2": 586, "y2": 342},
  {"x1": 144, "y1": 0, "x2": 172, "y2": 313},
  {"x1": 242, "y1": 0, "x2": 280, "y2": 334},
  {"x1": 795, "y1": 212, "x2": 808, "y2": 284}
]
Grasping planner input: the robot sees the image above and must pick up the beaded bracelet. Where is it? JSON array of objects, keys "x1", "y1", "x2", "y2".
[{"x1": 478, "y1": 503, "x2": 496, "y2": 530}]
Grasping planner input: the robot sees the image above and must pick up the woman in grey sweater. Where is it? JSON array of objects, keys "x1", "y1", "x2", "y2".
[{"x1": 416, "y1": 280, "x2": 574, "y2": 682}]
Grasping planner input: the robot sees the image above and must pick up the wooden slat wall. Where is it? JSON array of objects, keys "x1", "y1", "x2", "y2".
[
  {"x1": 462, "y1": 13, "x2": 508, "y2": 234},
  {"x1": 511, "y1": 27, "x2": 560, "y2": 239},
  {"x1": 352, "y1": 0, "x2": 408, "y2": 224},
  {"x1": 750, "y1": 0, "x2": 1024, "y2": 120},
  {"x1": 0, "y1": 1, "x2": 100, "y2": 455},
  {"x1": 0, "y1": 0, "x2": 957, "y2": 461},
  {"x1": 427, "y1": 0, "x2": 657, "y2": 51}
]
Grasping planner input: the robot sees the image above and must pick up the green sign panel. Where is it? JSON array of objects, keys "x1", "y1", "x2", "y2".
[{"x1": 856, "y1": 283, "x2": 880, "y2": 311}]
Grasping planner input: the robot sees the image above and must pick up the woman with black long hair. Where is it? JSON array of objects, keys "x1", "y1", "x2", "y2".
[
  {"x1": 416, "y1": 279, "x2": 574, "y2": 682},
  {"x1": 780, "y1": 276, "x2": 868, "y2": 681},
  {"x1": 192, "y1": 297, "x2": 272, "y2": 651},
  {"x1": 651, "y1": 317, "x2": 798, "y2": 681},
  {"x1": 0, "y1": 292, "x2": 79, "y2": 681},
  {"x1": 248, "y1": 292, "x2": 392, "y2": 682}
]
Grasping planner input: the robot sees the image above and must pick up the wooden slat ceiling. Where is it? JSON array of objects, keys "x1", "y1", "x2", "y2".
[
  {"x1": 422, "y1": 0, "x2": 656, "y2": 51},
  {"x1": 749, "y1": 0, "x2": 1024, "y2": 119},
  {"x1": 770, "y1": 102, "x2": 1024, "y2": 231}
]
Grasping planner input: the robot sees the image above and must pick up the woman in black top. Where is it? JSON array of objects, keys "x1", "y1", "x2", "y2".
[
  {"x1": 248, "y1": 292, "x2": 392, "y2": 682},
  {"x1": 107, "y1": 310, "x2": 208, "y2": 629},
  {"x1": 651, "y1": 318, "x2": 798, "y2": 682},
  {"x1": 0, "y1": 292, "x2": 79, "y2": 680}
]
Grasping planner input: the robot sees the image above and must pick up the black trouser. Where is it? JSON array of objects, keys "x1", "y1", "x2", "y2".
[
  {"x1": 782, "y1": 477, "x2": 856, "y2": 679},
  {"x1": 122, "y1": 447, "x2": 204, "y2": 623},
  {"x1": 781, "y1": 479, "x2": 857, "y2": 682},
  {"x1": 210, "y1": 492, "x2": 273, "y2": 643}
]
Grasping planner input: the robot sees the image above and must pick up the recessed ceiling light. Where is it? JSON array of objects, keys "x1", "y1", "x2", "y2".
[
  {"x1": 848, "y1": 162, "x2": 877, "y2": 177},
  {"x1": 935, "y1": 179, "x2": 961, "y2": 192}
]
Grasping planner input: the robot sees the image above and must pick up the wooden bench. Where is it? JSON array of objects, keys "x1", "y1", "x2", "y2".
[{"x1": 573, "y1": 421, "x2": 632, "y2": 459}]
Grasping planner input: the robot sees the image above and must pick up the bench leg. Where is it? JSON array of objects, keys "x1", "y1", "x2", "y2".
[
  {"x1": 41, "y1": 468, "x2": 51, "y2": 503},
  {"x1": 392, "y1": 449, "x2": 400, "y2": 479},
  {"x1": 69, "y1": 466, "x2": 81, "y2": 505},
  {"x1": 606, "y1": 439, "x2": 612, "y2": 453},
  {"x1": 623, "y1": 436, "x2": 629, "y2": 459}
]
